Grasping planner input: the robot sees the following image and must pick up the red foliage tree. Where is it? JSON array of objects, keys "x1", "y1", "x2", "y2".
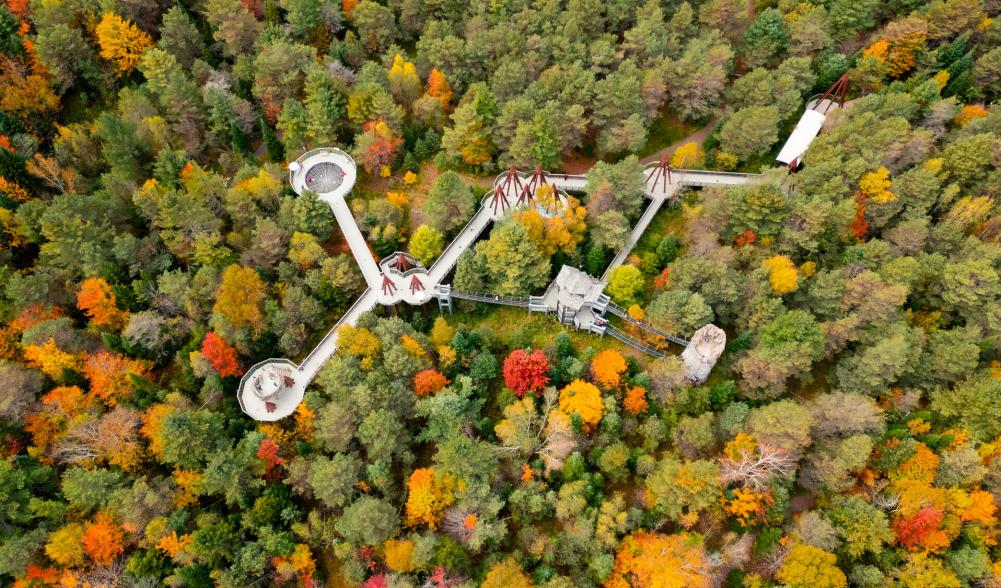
[
  {"x1": 414, "y1": 369, "x2": 449, "y2": 396},
  {"x1": 851, "y1": 192, "x2": 869, "y2": 241},
  {"x1": 257, "y1": 438, "x2": 284, "y2": 468},
  {"x1": 201, "y1": 332, "x2": 242, "y2": 377},
  {"x1": 502, "y1": 349, "x2": 551, "y2": 397},
  {"x1": 893, "y1": 506, "x2": 943, "y2": 549},
  {"x1": 734, "y1": 229, "x2": 756, "y2": 247}
]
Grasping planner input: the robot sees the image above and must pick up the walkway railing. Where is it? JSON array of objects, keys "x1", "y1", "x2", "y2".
[
  {"x1": 450, "y1": 290, "x2": 532, "y2": 307},
  {"x1": 605, "y1": 302, "x2": 689, "y2": 347},
  {"x1": 297, "y1": 288, "x2": 376, "y2": 373},
  {"x1": 603, "y1": 325, "x2": 670, "y2": 359}
]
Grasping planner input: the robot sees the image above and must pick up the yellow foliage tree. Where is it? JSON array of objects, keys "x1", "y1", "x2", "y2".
[
  {"x1": 513, "y1": 195, "x2": 587, "y2": 257},
  {"x1": 762, "y1": 255, "x2": 798, "y2": 295},
  {"x1": 860, "y1": 167, "x2": 895, "y2": 204},
  {"x1": 559, "y1": 380, "x2": 604, "y2": 428},
  {"x1": 45, "y1": 523, "x2": 85, "y2": 567},
  {"x1": 430, "y1": 316, "x2": 455, "y2": 347},
  {"x1": 172, "y1": 469, "x2": 203, "y2": 507},
  {"x1": 605, "y1": 532, "x2": 710, "y2": 588},
  {"x1": 387, "y1": 54, "x2": 421, "y2": 103},
  {"x1": 896, "y1": 552, "x2": 961, "y2": 588},
  {"x1": 483, "y1": 558, "x2": 534, "y2": 588},
  {"x1": 404, "y1": 468, "x2": 454, "y2": 529},
  {"x1": 775, "y1": 543, "x2": 847, "y2": 588},
  {"x1": 288, "y1": 232, "x2": 326, "y2": 268},
  {"x1": 383, "y1": 539, "x2": 416, "y2": 572},
  {"x1": 23, "y1": 338, "x2": 80, "y2": 379},
  {"x1": 95, "y1": 12, "x2": 153, "y2": 74},
  {"x1": 336, "y1": 324, "x2": 381, "y2": 369},
  {"x1": 671, "y1": 142, "x2": 704, "y2": 168},
  {"x1": 213, "y1": 264, "x2": 267, "y2": 332}
]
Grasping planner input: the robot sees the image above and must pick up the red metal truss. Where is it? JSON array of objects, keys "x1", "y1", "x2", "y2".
[
  {"x1": 382, "y1": 274, "x2": 398, "y2": 296},
  {"x1": 646, "y1": 153, "x2": 672, "y2": 193},
  {"x1": 409, "y1": 275, "x2": 424, "y2": 295},
  {"x1": 518, "y1": 165, "x2": 547, "y2": 206},
  {"x1": 395, "y1": 252, "x2": 411, "y2": 271},
  {"x1": 492, "y1": 166, "x2": 522, "y2": 214},
  {"x1": 816, "y1": 73, "x2": 849, "y2": 114}
]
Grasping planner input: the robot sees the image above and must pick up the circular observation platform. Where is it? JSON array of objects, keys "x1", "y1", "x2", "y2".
[
  {"x1": 237, "y1": 359, "x2": 305, "y2": 421},
  {"x1": 289, "y1": 148, "x2": 357, "y2": 200}
]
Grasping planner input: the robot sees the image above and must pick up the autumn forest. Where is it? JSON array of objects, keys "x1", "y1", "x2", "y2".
[{"x1": 3, "y1": 0, "x2": 1001, "y2": 586}]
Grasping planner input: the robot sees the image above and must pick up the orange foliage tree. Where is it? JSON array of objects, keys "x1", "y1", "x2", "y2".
[
  {"x1": 0, "y1": 176, "x2": 31, "y2": 202},
  {"x1": 623, "y1": 386, "x2": 648, "y2": 415},
  {"x1": 354, "y1": 119, "x2": 403, "y2": 174},
  {"x1": 76, "y1": 277, "x2": 127, "y2": 329},
  {"x1": 81, "y1": 513, "x2": 125, "y2": 566},
  {"x1": 414, "y1": 369, "x2": 450, "y2": 396},
  {"x1": 257, "y1": 438, "x2": 284, "y2": 469},
  {"x1": 83, "y1": 351, "x2": 149, "y2": 406},
  {"x1": 273, "y1": 544, "x2": 316, "y2": 587},
  {"x1": 201, "y1": 332, "x2": 242, "y2": 377},
  {"x1": 95, "y1": 12, "x2": 153, "y2": 74},
  {"x1": 893, "y1": 506, "x2": 945, "y2": 551},
  {"x1": 955, "y1": 104, "x2": 989, "y2": 126},
  {"x1": 383, "y1": 539, "x2": 416, "y2": 573},
  {"x1": 591, "y1": 349, "x2": 627, "y2": 390},
  {"x1": 0, "y1": 54, "x2": 59, "y2": 121},
  {"x1": 606, "y1": 532, "x2": 710, "y2": 588},
  {"x1": 426, "y1": 68, "x2": 453, "y2": 110}
]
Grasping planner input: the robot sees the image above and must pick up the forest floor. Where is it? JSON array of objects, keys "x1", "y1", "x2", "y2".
[
  {"x1": 638, "y1": 117, "x2": 718, "y2": 164},
  {"x1": 560, "y1": 116, "x2": 716, "y2": 173}
]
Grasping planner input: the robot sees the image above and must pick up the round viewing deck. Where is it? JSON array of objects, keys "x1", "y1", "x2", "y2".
[{"x1": 289, "y1": 148, "x2": 357, "y2": 202}]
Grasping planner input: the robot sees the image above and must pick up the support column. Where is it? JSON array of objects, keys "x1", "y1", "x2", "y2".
[{"x1": 436, "y1": 284, "x2": 453, "y2": 314}]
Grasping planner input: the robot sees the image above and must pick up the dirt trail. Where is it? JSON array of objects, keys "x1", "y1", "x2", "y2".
[{"x1": 639, "y1": 117, "x2": 718, "y2": 164}]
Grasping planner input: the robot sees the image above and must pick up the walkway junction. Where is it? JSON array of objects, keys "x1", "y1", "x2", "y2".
[{"x1": 239, "y1": 149, "x2": 759, "y2": 421}]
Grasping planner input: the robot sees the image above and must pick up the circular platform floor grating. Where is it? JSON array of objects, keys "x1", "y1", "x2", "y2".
[{"x1": 304, "y1": 161, "x2": 345, "y2": 193}]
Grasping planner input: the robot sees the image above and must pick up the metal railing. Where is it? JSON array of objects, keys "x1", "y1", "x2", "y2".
[
  {"x1": 450, "y1": 290, "x2": 532, "y2": 307},
  {"x1": 604, "y1": 325, "x2": 671, "y2": 359},
  {"x1": 605, "y1": 302, "x2": 690, "y2": 347},
  {"x1": 427, "y1": 207, "x2": 493, "y2": 282},
  {"x1": 296, "y1": 288, "x2": 375, "y2": 370},
  {"x1": 288, "y1": 147, "x2": 356, "y2": 187}
]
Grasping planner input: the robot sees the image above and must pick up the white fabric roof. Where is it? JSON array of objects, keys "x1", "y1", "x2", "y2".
[{"x1": 776, "y1": 109, "x2": 826, "y2": 165}]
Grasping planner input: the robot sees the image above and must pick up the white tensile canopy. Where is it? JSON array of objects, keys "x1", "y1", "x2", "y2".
[{"x1": 776, "y1": 108, "x2": 826, "y2": 165}]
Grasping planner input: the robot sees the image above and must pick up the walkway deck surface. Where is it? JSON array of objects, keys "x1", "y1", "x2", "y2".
[{"x1": 239, "y1": 159, "x2": 762, "y2": 419}]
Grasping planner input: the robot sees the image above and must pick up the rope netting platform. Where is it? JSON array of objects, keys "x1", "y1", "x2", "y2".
[{"x1": 304, "y1": 161, "x2": 345, "y2": 193}]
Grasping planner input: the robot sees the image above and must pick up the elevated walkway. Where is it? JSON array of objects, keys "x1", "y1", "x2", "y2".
[{"x1": 605, "y1": 302, "x2": 689, "y2": 347}]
